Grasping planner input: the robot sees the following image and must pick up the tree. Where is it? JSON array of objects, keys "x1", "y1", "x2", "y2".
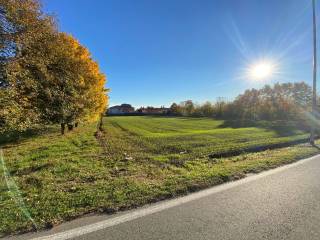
[
  {"x1": 167, "y1": 82, "x2": 312, "y2": 122},
  {"x1": 39, "y1": 33, "x2": 108, "y2": 134},
  {"x1": 170, "y1": 103, "x2": 180, "y2": 115},
  {"x1": 0, "y1": 0, "x2": 108, "y2": 134},
  {"x1": 231, "y1": 82, "x2": 311, "y2": 121},
  {"x1": 214, "y1": 97, "x2": 227, "y2": 118},
  {"x1": 0, "y1": 0, "x2": 57, "y2": 132},
  {"x1": 199, "y1": 101, "x2": 214, "y2": 117},
  {"x1": 179, "y1": 100, "x2": 195, "y2": 116}
]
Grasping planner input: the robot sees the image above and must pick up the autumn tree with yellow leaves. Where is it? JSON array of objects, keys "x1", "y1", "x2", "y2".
[
  {"x1": 0, "y1": 0, "x2": 57, "y2": 132},
  {"x1": 43, "y1": 33, "x2": 108, "y2": 134},
  {"x1": 0, "y1": 0, "x2": 108, "y2": 134}
]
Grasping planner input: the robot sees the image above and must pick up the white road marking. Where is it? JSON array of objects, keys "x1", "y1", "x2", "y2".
[{"x1": 32, "y1": 154, "x2": 319, "y2": 240}]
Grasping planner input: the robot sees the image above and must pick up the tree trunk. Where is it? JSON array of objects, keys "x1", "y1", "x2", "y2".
[
  {"x1": 61, "y1": 123, "x2": 65, "y2": 135},
  {"x1": 99, "y1": 113, "x2": 104, "y2": 131},
  {"x1": 67, "y1": 124, "x2": 74, "y2": 131},
  {"x1": 75, "y1": 122, "x2": 78, "y2": 128}
]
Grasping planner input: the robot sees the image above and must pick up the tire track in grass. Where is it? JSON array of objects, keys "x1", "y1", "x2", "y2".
[{"x1": 0, "y1": 148, "x2": 38, "y2": 230}]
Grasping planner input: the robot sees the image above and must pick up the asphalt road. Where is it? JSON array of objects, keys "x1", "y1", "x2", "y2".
[{"x1": 7, "y1": 154, "x2": 320, "y2": 240}]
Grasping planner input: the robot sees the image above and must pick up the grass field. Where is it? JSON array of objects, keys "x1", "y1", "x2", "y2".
[
  {"x1": 1, "y1": 116, "x2": 319, "y2": 236},
  {"x1": 105, "y1": 116, "x2": 309, "y2": 160}
]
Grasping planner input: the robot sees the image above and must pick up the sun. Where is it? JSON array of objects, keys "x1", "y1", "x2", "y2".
[{"x1": 249, "y1": 61, "x2": 274, "y2": 80}]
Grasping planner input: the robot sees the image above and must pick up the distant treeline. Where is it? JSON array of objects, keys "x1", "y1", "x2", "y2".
[{"x1": 170, "y1": 82, "x2": 313, "y2": 121}]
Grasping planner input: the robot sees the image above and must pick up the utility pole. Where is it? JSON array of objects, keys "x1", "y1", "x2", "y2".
[{"x1": 310, "y1": 0, "x2": 317, "y2": 145}]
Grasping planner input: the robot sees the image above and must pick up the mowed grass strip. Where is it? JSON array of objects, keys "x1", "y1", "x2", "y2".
[{"x1": 0, "y1": 116, "x2": 319, "y2": 236}]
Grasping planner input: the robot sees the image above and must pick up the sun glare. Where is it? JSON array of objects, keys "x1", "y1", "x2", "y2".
[{"x1": 249, "y1": 61, "x2": 275, "y2": 80}]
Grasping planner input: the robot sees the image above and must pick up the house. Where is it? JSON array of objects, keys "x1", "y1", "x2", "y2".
[
  {"x1": 137, "y1": 106, "x2": 170, "y2": 115},
  {"x1": 108, "y1": 104, "x2": 135, "y2": 115}
]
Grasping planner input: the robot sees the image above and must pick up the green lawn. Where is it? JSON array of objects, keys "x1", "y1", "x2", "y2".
[{"x1": 0, "y1": 116, "x2": 319, "y2": 236}]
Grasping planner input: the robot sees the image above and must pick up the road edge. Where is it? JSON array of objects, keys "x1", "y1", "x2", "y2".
[{"x1": 28, "y1": 153, "x2": 320, "y2": 240}]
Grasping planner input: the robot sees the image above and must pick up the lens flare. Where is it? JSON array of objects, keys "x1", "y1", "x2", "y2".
[
  {"x1": 0, "y1": 149, "x2": 38, "y2": 229},
  {"x1": 248, "y1": 61, "x2": 275, "y2": 80}
]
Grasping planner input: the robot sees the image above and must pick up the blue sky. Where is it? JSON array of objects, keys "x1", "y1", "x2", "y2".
[{"x1": 43, "y1": 0, "x2": 316, "y2": 108}]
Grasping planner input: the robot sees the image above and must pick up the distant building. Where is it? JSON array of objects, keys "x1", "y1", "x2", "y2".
[
  {"x1": 108, "y1": 104, "x2": 135, "y2": 115},
  {"x1": 137, "y1": 106, "x2": 170, "y2": 115}
]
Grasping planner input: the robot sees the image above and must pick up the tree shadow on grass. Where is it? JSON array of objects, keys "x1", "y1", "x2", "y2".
[
  {"x1": 311, "y1": 143, "x2": 320, "y2": 150},
  {"x1": 217, "y1": 119, "x2": 307, "y2": 137},
  {"x1": 0, "y1": 126, "x2": 57, "y2": 147}
]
